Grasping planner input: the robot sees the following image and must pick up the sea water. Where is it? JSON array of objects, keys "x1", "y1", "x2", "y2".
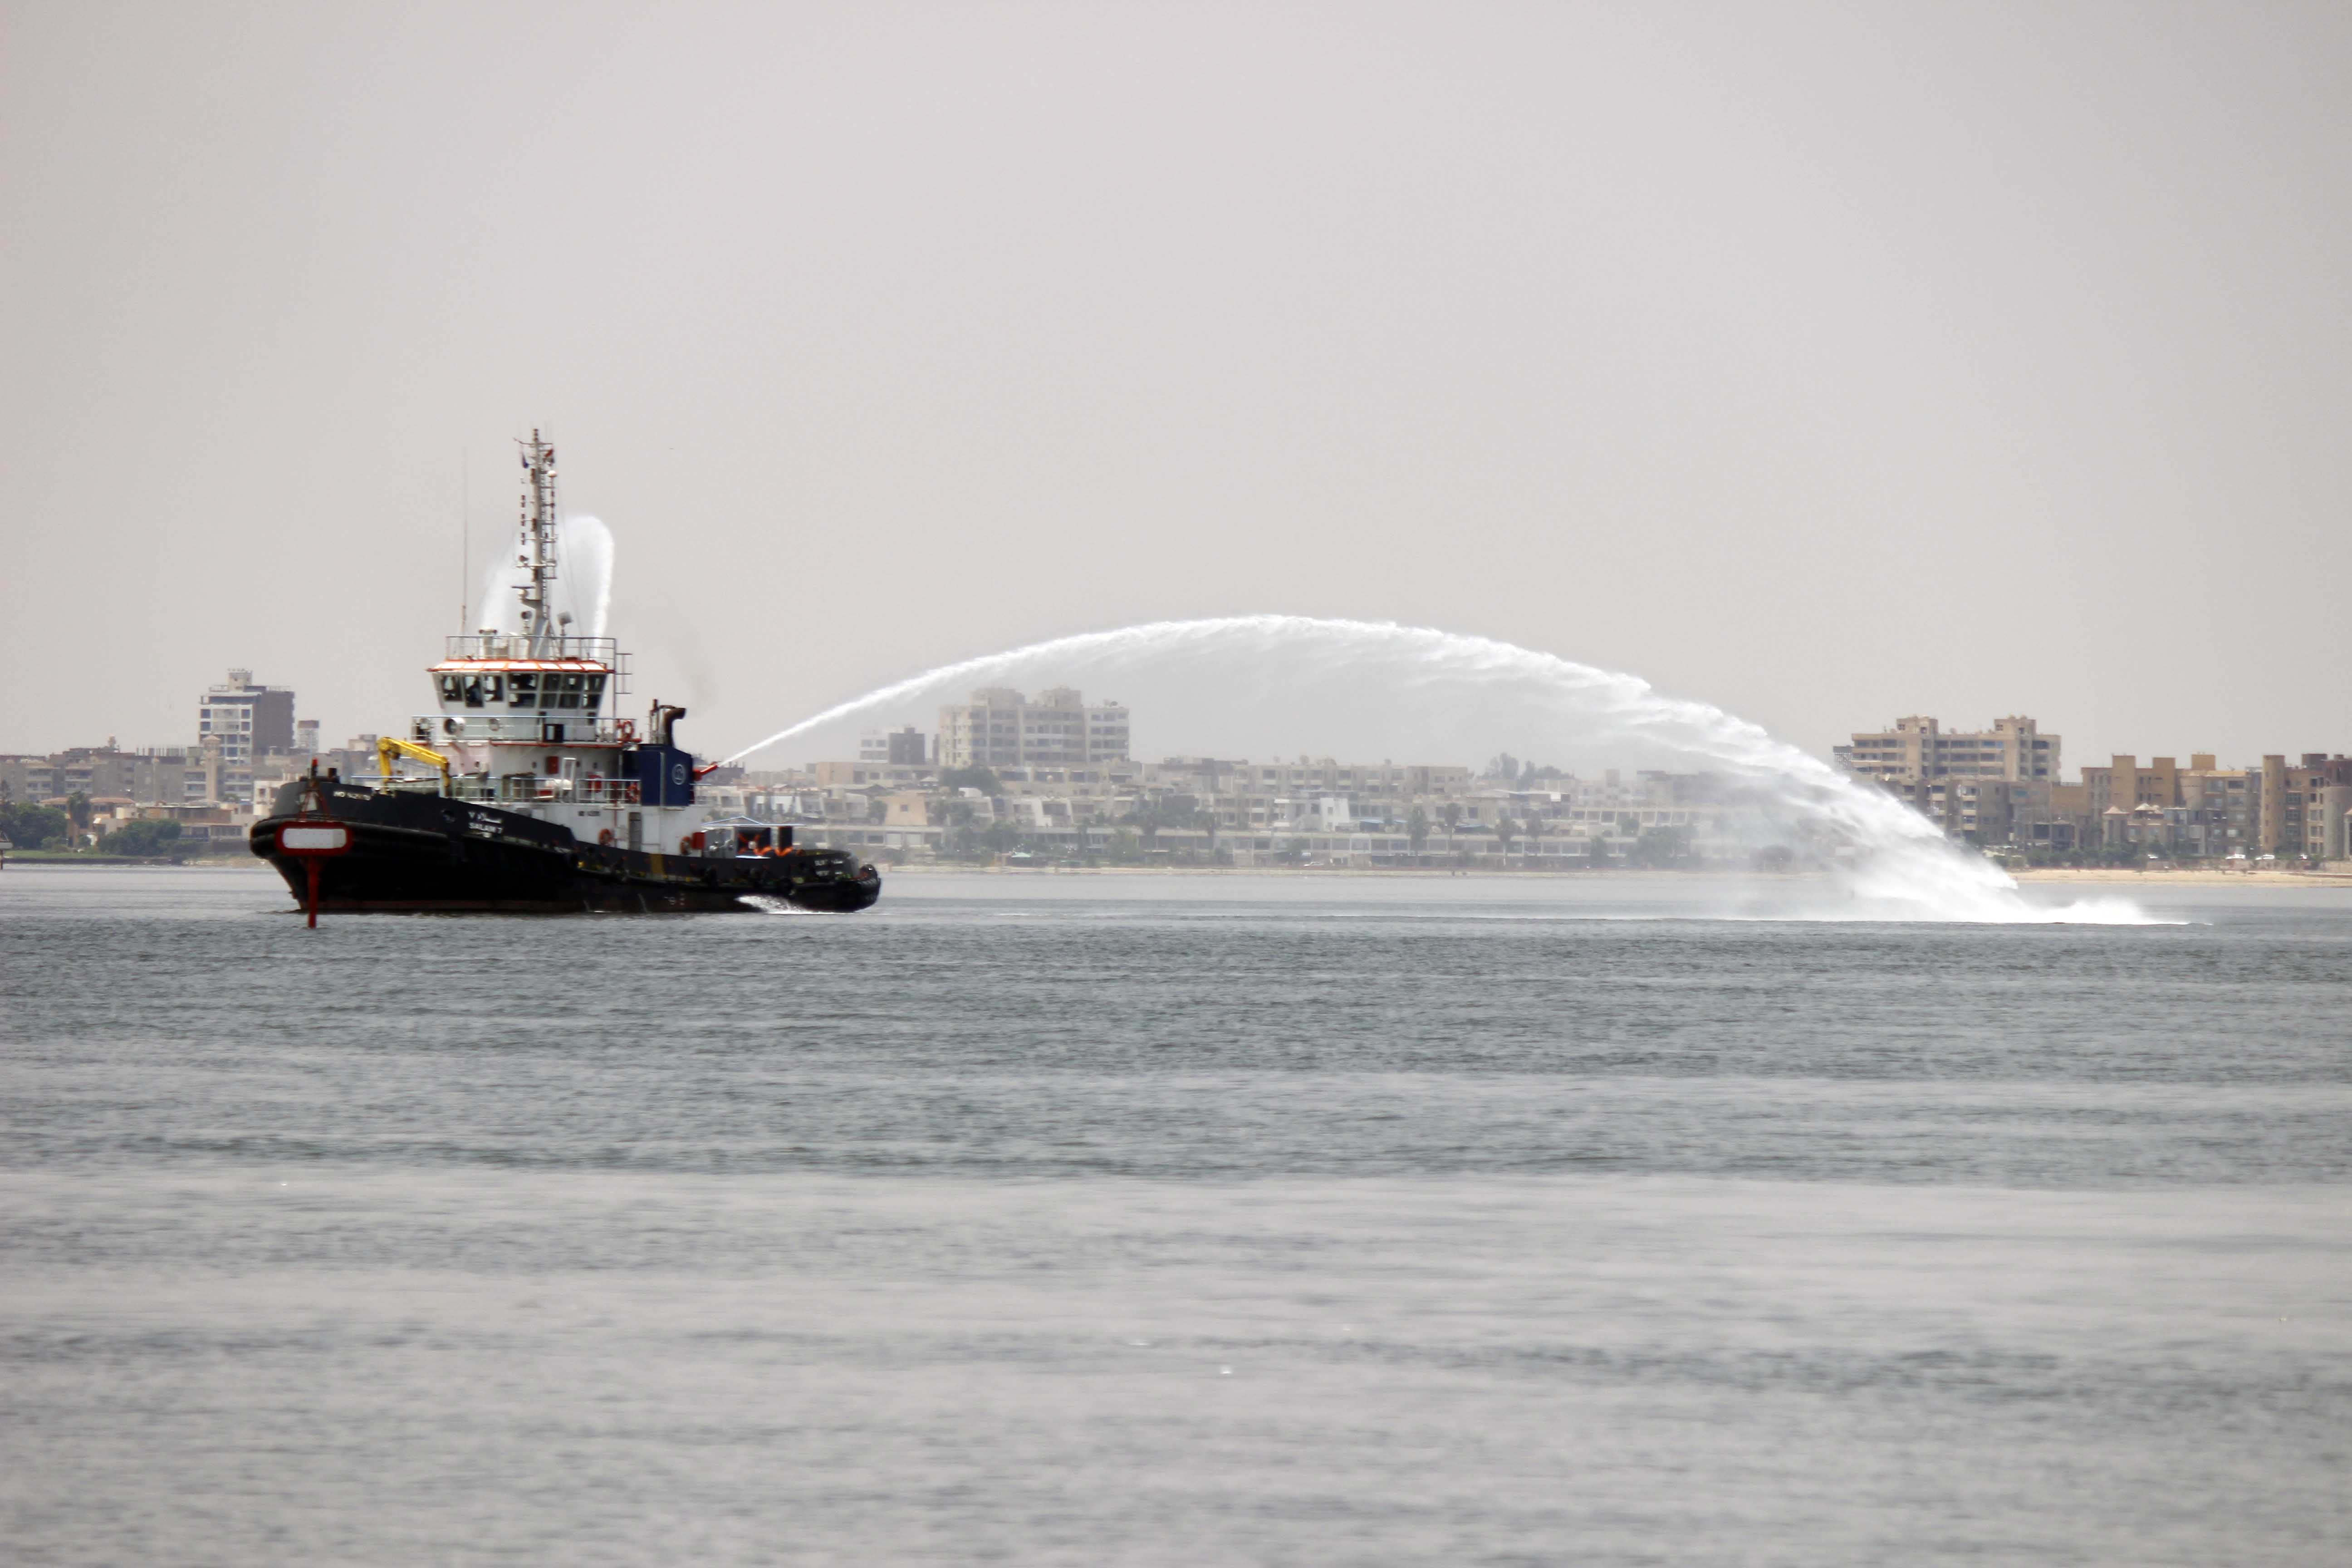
[{"x1": 1, "y1": 866, "x2": 2347, "y2": 1564}]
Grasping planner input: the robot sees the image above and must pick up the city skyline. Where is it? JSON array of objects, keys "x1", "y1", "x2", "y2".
[
  {"x1": 6, "y1": 668, "x2": 2345, "y2": 786},
  {"x1": 10, "y1": 660, "x2": 2347, "y2": 865}
]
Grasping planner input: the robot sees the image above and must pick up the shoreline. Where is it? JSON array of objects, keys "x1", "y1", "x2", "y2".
[
  {"x1": 12, "y1": 856, "x2": 2349, "y2": 890},
  {"x1": 888, "y1": 862, "x2": 2352, "y2": 887},
  {"x1": 2007, "y1": 866, "x2": 2352, "y2": 886}
]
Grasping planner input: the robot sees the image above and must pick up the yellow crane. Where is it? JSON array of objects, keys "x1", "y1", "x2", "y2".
[{"x1": 376, "y1": 736, "x2": 454, "y2": 795}]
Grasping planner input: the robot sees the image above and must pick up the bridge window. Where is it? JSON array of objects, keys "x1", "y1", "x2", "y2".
[{"x1": 508, "y1": 673, "x2": 537, "y2": 708}]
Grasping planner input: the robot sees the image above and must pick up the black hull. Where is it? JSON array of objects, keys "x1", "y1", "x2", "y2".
[{"x1": 250, "y1": 783, "x2": 879, "y2": 915}]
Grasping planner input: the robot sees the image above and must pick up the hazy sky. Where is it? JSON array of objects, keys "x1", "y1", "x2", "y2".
[{"x1": 5, "y1": 2, "x2": 2347, "y2": 770}]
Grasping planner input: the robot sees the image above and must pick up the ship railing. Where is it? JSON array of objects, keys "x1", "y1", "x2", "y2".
[
  {"x1": 425, "y1": 716, "x2": 633, "y2": 745},
  {"x1": 367, "y1": 773, "x2": 454, "y2": 796},
  {"x1": 441, "y1": 633, "x2": 631, "y2": 682},
  {"x1": 476, "y1": 774, "x2": 642, "y2": 805},
  {"x1": 361, "y1": 774, "x2": 642, "y2": 807},
  {"x1": 444, "y1": 632, "x2": 616, "y2": 662}
]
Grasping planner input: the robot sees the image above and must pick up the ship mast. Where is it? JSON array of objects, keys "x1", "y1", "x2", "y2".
[{"x1": 515, "y1": 430, "x2": 561, "y2": 653}]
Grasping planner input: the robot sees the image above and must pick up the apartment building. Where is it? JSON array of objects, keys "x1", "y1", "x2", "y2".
[
  {"x1": 935, "y1": 687, "x2": 1129, "y2": 769},
  {"x1": 1838, "y1": 715, "x2": 2058, "y2": 783},
  {"x1": 0, "y1": 746, "x2": 221, "y2": 807},
  {"x1": 197, "y1": 669, "x2": 297, "y2": 802},
  {"x1": 0, "y1": 755, "x2": 55, "y2": 801},
  {"x1": 858, "y1": 726, "x2": 929, "y2": 765},
  {"x1": 2260, "y1": 754, "x2": 2352, "y2": 857},
  {"x1": 1867, "y1": 775, "x2": 2042, "y2": 843},
  {"x1": 2080, "y1": 755, "x2": 2184, "y2": 813},
  {"x1": 2176, "y1": 761, "x2": 2257, "y2": 852},
  {"x1": 199, "y1": 669, "x2": 296, "y2": 765},
  {"x1": 2073, "y1": 752, "x2": 2351, "y2": 857},
  {"x1": 811, "y1": 760, "x2": 936, "y2": 791}
]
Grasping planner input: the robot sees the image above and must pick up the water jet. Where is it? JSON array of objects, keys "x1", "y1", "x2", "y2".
[{"x1": 726, "y1": 616, "x2": 2153, "y2": 924}]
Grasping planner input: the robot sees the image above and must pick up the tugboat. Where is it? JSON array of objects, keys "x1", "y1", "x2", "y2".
[{"x1": 250, "y1": 432, "x2": 880, "y2": 914}]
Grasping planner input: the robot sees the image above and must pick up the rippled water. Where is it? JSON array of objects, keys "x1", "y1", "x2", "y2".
[{"x1": 3, "y1": 866, "x2": 2347, "y2": 1564}]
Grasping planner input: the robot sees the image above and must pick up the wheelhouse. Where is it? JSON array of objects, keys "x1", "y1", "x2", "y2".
[{"x1": 433, "y1": 664, "x2": 609, "y2": 713}]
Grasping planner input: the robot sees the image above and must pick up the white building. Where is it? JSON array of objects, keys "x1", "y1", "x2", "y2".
[{"x1": 936, "y1": 687, "x2": 1129, "y2": 770}]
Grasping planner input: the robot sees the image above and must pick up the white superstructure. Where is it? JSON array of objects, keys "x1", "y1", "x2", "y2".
[{"x1": 370, "y1": 431, "x2": 716, "y2": 855}]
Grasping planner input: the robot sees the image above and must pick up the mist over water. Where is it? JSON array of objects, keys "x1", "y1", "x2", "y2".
[{"x1": 728, "y1": 616, "x2": 2151, "y2": 925}]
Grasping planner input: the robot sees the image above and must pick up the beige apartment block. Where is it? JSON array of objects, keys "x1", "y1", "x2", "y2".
[
  {"x1": 1838, "y1": 715, "x2": 2058, "y2": 784},
  {"x1": 2176, "y1": 756, "x2": 2259, "y2": 853},
  {"x1": 2071, "y1": 752, "x2": 2352, "y2": 857},
  {"x1": 2080, "y1": 755, "x2": 2187, "y2": 814},
  {"x1": 812, "y1": 760, "x2": 934, "y2": 791},
  {"x1": 2259, "y1": 754, "x2": 2352, "y2": 857}
]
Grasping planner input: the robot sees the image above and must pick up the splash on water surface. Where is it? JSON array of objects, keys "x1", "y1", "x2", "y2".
[{"x1": 738, "y1": 894, "x2": 819, "y2": 916}]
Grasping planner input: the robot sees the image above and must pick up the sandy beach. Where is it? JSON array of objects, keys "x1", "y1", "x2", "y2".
[{"x1": 2008, "y1": 866, "x2": 2352, "y2": 886}]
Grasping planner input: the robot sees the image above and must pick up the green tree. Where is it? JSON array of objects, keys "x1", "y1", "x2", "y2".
[
  {"x1": 1441, "y1": 802, "x2": 1462, "y2": 832},
  {"x1": 1586, "y1": 833, "x2": 1611, "y2": 869},
  {"x1": 1106, "y1": 828, "x2": 1143, "y2": 865},
  {"x1": 1152, "y1": 794, "x2": 1202, "y2": 830},
  {"x1": 1494, "y1": 815, "x2": 1518, "y2": 855},
  {"x1": 0, "y1": 801, "x2": 70, "y2": 850},
  {"x1": 65, "y1": 792, "x2": 91, "y2": 830},
  {"x1": 1632, "y1": 825, "x2": 1689, "y2": 867},
  {"x1": 939, "y1": 765, "x2": 1003, "y2": 795},
  {"x1": 99, "y1": 819, "x2": 181, "y2": 858},
  {"x1": 1407, "y1": 805, "x2": 1430, "y2": 852}
]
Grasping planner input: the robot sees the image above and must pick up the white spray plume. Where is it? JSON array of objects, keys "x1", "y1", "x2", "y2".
[
  {"x1": 721, "y1": 615, "x2": 2157, "y2": 925},
  {"x1": 476, "y1": 514, "x2": 614, "y2": 639}
]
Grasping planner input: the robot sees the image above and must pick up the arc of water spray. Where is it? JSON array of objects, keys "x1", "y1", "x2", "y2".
[
  {"x1": 476, "y1": 514, "x2": 614, "y2": 638},
  {"x1": 722, "y1": 614, "x2": 2155, "y2": 924}
]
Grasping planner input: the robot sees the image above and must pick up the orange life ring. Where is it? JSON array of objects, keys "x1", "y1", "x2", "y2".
[
  {"x1": 617, "y1": 719, "x2": 637, "y2": 743},
  {"x1": 597, "y1": 828, "x2": 615, "y2": 846}
]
